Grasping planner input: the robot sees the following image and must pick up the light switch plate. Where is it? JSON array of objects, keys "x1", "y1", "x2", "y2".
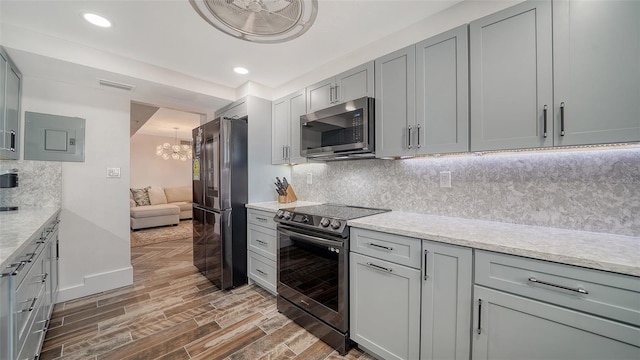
[{"x1": 107, "y1": 168, "x2": 121, "y2": 178}]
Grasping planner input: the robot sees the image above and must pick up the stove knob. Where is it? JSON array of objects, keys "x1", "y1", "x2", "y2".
[
  {"x1": 320, "y1": 218, "x2": 330, "y2": 227},
  {"x1": 330, "y1": 220, "x2": 342, "y2": 230},
  {"x1": 283, "y1": 211, "x2": 292, "y2": 220},
  {"x1": 276, "y1": 210, "x2": 285, "y2": 218},
  {"x1": 301, "y1": 215, "x2": 310, "y2": 223}
]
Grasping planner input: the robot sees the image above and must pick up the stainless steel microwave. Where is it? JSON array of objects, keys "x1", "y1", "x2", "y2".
[{"x1": 300, "y1": 97, "x2": 375, "y2": 160}]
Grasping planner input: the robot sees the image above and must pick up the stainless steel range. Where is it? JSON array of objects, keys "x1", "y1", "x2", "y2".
[{"x1": 274, "y1": 204, "x2": 390, "y2": 355}]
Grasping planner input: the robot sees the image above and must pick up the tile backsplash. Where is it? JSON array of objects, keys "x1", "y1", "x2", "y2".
[
  {"x1": 291, "y1": 147, "x2": 640, "y2": 236},
  {"x1": 0, "y1": 160, "x2": 62, "y2": 208}
]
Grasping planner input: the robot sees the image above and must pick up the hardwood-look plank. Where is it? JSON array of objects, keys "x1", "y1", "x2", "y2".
[{"x1": 41, "y1": 230, "x2": 375, "y2": 360}]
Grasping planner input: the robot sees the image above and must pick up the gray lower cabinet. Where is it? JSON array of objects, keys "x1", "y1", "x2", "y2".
[
  {"x1": 0, "y1": 47, "x2": 21, "y2": 160},
  {"x1": 473, "y1": 250, "x2": 640, "y2": 360},
  {"x1": 350, "y1": 228, "x2": 472, "y2": 360},
  {"x1": 0, "y1": 212, "x2": 60, "y2": 360},
  {"x1": 470, "y1": 0, "x2": 553, "y2": 151},
  {"x1": 306, "y1": 61, "x2": 374, "y2": 113},
  {"x1": 553, "y1": 0, "x2": 640, "y2": 146},
  {"x1": 271, "y1": 89, "x2": 306, "y2": 164},
  {"x1": 246, "y1": 209, "x2": 277, "y2": 294},
  {"x1": 420, "y1": 240, "x2": 472, "y2": 360}
]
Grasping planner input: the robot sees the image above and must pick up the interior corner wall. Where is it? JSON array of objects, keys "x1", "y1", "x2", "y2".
[
  {"x1": 130, "y1": 133, "x2": 192, "y2": 189},
  {"x1": 21, "y1": 75, "x2": 133, "y2": 302}
]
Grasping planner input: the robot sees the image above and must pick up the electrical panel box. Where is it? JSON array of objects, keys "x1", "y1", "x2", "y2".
[{"x1": 24, "y1": 111, "x2": 85, "y2": 162}]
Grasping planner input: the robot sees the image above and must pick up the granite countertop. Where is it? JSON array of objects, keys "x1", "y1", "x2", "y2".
[
  {"x1": 348, "y1": 211, "x2": 640, "y2": 277},
  {"x1": 0, "y1": 207, "x2": 60, "y2": 269},
  {"x1": 245, "y1": 201, "x2": 322, "y2": 212}
]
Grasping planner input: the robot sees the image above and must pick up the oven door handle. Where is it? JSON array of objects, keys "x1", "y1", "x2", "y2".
[{"x1": 278, "y1": 227, "x2": 344, "y2": 248}]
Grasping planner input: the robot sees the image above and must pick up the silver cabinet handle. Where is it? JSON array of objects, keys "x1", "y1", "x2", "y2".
[
  {"x1": 282, "y1": 146, "x2": 286, "y2": 160},
  {"x1": 1, "y1": 262, "x2": 25, "y2": 277},
  {"x1": 367, "y1": 242, "x2": 393, "y2": 251},
  {"x1": 22, "y1": 297, "x2": 38, "y2": 313},
  {"x1": 407, "y1": 125, "x2": 412, "y2": 149},
  {"x1": 423, "y1": 249, "x2": 429, "y2": 280},
  {"x1": 477, "y1": 299, "x2": 482, "y2": 334},
  {"x1": 255, "y1": 217, "x2": 268, "y2": 222},
  {"x1": 560, "y1": 102, "x2": 566, "y2": 136},
  {"x1": 286, "y1": 145, "x2": 290, "y2": 160},
  {"x1": 40, "y1": 273, "x2": 48, "y2": 283},
  {"x1": 333, "y1": 85, "x2": 339, "y2": 103},
  {"x1": 255, "y1": 239, "x2": 268, "y2": 246},
  {"x1": 10, "y1": 130, "x2": 16, "y2": 152},
  {"x1": 416, "y1": 123, "x2": 421, "y2": 148},
  {"x1": 256, "y1": 269, "x2": 268, "y2": 276},
  {"x1": 543, "y1": 105, "x2": 548, "y2": 138},
  {"x1": 528, "y1": 277, "x2": 588, "y2": 294},
  {"x1": 366, "y1": 262, "x2": 393, "y2": 273}
]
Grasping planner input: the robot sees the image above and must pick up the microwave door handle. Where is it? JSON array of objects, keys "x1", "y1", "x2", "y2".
[{"x1": 278, "y1": 227, "x2": 344, "y2": 248}]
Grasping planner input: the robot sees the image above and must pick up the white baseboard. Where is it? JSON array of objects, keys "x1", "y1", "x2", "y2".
[{"x1": 56, "y1": 266, "x2": 134, "y2": 303}]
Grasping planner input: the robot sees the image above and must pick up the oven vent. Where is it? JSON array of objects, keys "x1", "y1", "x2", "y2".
[{"x1": 98, "y1": 79, "x2": 136, "y2": 91}]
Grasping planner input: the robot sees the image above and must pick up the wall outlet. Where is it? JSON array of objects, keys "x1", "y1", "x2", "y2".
[
  {"x1": 439, "y1": 171, "x2": 451, "y2": 188},
  {"x1": 107, "y1": 167, "x2": 121, "y2": 178},
  {"x1": 306, "y1": 173, "x2": 313, "y2": 185}
]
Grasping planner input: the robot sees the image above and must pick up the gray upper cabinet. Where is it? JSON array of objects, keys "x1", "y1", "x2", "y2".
[
  {"x1": 271, "y1": 89, "x2": 307, "y2": 165},
  {"x1": 416, "y1": 25, "x2": 469, "y2": 155},
  {"x1": 306, "y1": 61, "x2": 374, "y2": 113},
  {"x1": 376, "y1": 25, "x2": 469, "y2": 158},
  {"x1": 470, "y1": 0, "x2": 553, "y2": 151},
  {"x1": 553, "y1": 0, "x2": 640, "y2": 146},
  {"x1": 0, "y1": 48, "x2": 21, "y2": 160},
  {"x1": 375, "y1": 45, "x2": 416, "y2": 158}
]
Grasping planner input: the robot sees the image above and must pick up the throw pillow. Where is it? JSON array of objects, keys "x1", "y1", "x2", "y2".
[
  {"x1": 130, "y1": 187, "x2": 151, "y2": 206},
  {"x1": 148, "y1": 187, "x2": 168, "y2": 205}
]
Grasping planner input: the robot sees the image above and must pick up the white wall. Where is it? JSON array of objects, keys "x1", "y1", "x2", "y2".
[
  {"x1": 21, "y1": 74, "x2": 133, "y2": 302},
  {"x1": 130, "y1": 133, "x2": 192, "y2": 189}
]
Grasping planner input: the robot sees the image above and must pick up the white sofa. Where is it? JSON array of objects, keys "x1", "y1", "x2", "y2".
[{"x1": 130, "y1": 186, "x2": 192, "y2": 230}]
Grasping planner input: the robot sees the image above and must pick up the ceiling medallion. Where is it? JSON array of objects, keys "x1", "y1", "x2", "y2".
[{"x1": 190, "y1": 0, "x2": 318, "y2": 44}]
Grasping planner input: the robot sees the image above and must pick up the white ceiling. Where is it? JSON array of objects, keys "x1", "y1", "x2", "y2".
[
  {"x1": 136, "y1": 107, "x2": 201, "y2": 140},
  {"x1": 0, "y1": 0, "x2": 468, "y2": 137}
]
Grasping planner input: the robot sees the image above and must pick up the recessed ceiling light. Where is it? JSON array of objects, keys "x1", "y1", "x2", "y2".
[
  {"x1": 83, "y1": 13, "x2": 112, "y2": 28},
  {"x1": 234, "y1": 67, "x2": 249, "y2": 75}
]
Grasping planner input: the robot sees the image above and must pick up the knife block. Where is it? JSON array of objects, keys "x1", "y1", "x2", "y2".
[{"x1": 278, "y1": 185, "x2": 298, "y2": 203}]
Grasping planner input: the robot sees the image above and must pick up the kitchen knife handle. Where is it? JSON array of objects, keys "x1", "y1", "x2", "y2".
[
  {"x1": 560, "y1": 102, "x2": 565, "y2": 136},
  {"x1": 543, "y1": 105, "x2": 548, "y2": 138},
  {"x1": 407, "y1": 125, "x2": 412, "y2": 149}
]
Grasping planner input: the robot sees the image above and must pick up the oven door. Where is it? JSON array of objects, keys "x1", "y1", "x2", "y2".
[{"x1": 277, "y1": 225, "x2": 348, "y2": 332}]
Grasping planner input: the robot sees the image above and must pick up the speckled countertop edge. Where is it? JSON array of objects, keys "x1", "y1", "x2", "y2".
[
  {"x1": 0, "y1": 207, "x2": 60, "y2": 269},
  {"x1": 348, "y1": 211, "x2": 640, "y2": 277}
]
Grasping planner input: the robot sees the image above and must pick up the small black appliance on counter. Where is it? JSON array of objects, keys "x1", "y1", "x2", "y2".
[{"x1": 0, "y1": 169, "x2": 19, "y2": 211}]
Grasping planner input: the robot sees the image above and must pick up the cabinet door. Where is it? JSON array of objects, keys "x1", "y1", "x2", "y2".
[
  {"x1": 375, "y1": 45, "x2": 416, "y2": 158},
  {"x1": 472, "y1": 286, "x2": 640, "y2": 360},
  {"x1": 306, "y1": 77, "x2": 334, "y2": 113},
  {"x1": 288, "y1": 89, "x2": 307, "y2": 164},
  {"x1": 416, "y1": 25, "x2": 469, "y2": 155},
  {"x1": 350, "y1": 252, "x2": 421, "y2": 360},
  {"x1": 336, "y1": 61, "x2": 374, "y2": 104},
  {"x1": 271, "y1": 96, "x2": 290, "y2": 165},
  {"x1": 421, "y1": 241, "x2": 472, "y2": 360},
  {"x1": 553, "y1": 0, "x2": 640, "y2": 146},
  {"x1": 470, "y1": 0, "x2": 553, "y2": 151}
]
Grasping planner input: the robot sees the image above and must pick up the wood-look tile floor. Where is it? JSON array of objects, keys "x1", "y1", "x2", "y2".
[{"x1": 41, "y1": 237, "x2": 375, "y2": 360}]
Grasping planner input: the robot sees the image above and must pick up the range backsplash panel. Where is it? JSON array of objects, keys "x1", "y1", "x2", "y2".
[
  {"x1": 291, "y1": 147, "x2": 640, "y2": 237},
  {"x1": 0, "y1": 160, "x2": 62, "y2": 208}
]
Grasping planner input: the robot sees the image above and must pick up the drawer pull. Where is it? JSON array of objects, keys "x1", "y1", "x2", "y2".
[
  {"x1": 528, "y1": 277, "x2": 588, "y2": 295},
  {"x1": 424, "y1": 250, "x2": 429, "y2": 280},
  {"x1": 24, "y1": 252, "x2": 37, "y2": 263},
  {"x1": 477, "y1": 299, "x2": 482, "y2": 334},
  {"x1": 256, "y1": 269, "x2": 268, "y2": 276},
  {"x1": 367, "y1": 242, "x2": 393, "y2": 251},
  {"x1": 41, "y1": 273, "x2": 49, "y2": 283},
  {"x1": 366, "y1": 262, "x2": 393, "y2": 273},
  {"x1": 255, "y1": 217, "x2": 268, "y2": 222},
  {"x1": 1, "y1": 262, "x2": 26, "y2": 277},
  {"x1": 255, "y1": 239, "x2": 268, "y2": 246},
  {"x1": 22, "y1": 297, "x2": 38, "y2": 312}
]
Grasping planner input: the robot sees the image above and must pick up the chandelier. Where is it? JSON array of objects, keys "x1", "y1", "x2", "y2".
[{"x1": 156, "y1": 128, "x2": 192, "y2": 161}]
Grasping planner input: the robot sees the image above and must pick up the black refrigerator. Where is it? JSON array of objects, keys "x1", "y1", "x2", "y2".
[{"x1": 192, "y1": 116, "x2": 248, "y2": 290}]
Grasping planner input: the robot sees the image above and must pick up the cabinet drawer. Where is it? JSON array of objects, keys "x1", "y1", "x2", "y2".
[
  {"x1": 248, "y1": 252, "x2": 277, "y2": 294},
  {"x1": 247, "y1": 209, "x2": 276, "y2": 230},
  {"x1": 8, "y1": 238, "x2": 45, "y2": 288},
  {"x1": 475, "y1": 250, "x2": 640, "y2": 326},
  {"x1": 17, "y1": 296, "x2": 47, "y2": 360},
  {"x1": 248, "y1": 224, "x2": 277, "y2": 259},
  {"x1": 350, "y1": 228, "x2": 421, "y2": 268}
]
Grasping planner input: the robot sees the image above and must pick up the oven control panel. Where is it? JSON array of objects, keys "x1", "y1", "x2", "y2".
[{"x1": 275, "y1": 210, "x2": 347, "y2": 236}]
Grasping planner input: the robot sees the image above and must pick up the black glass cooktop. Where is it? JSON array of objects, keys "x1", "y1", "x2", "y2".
[{"x1": 282, "y1": 203, "x2": 390, "y2": 221}]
